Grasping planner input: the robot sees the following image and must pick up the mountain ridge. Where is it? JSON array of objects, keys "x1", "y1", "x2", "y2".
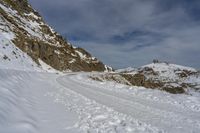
[{"x1": 0, "y1": 0, "x2": 110, "y2": 72}]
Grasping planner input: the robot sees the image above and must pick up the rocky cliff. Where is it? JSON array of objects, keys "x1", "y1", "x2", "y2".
[{"x1": 0, "y1": 0, "x2": 109, "y2": 71}]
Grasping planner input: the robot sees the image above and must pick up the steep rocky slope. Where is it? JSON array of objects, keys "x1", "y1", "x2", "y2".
[
  {"x1": 0, "y1": 0, "x2": 108, "y2": 71},
  {"x1": 90, "y1": 62, "x2": 200, "y2": 94}
]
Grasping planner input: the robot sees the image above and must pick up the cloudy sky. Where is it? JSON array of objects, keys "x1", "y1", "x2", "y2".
[{"x1": 29, "y1": 0, "x2": 200, "y2": 69}]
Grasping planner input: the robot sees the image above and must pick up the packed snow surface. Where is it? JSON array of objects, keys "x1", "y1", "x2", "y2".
[{"x1": 0, "y1": 69, "x2": 200, "y2": 133}]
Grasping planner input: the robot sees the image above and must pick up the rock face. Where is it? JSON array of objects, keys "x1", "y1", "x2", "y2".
[{"x1": 0, "y1": 0, "x2": 108, "y2": 71}]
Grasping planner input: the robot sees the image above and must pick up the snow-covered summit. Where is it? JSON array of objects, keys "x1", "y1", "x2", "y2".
[
  {"x1": 99, "y1": 62, "x2": 199, "y2": 94},
  {"x1": 142, "y1": 62, "x2": 196, "y2": 74},
  {"x1": 140, "y1": 62, "x2": 197, "y2": 81},
  {"x1": 117, "y1": 62, "x2": 197, "y2": 81}
]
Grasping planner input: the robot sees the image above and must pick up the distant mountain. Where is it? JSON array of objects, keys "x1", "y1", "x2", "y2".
[
  {"x1": 90, "y1": 62, "x2": 200, "y2": 94},
  {"x1": 120, "y1": 62, "x2": 197, "y2": 81},
  {"x1": 0, "y1": 0, "x2": 110, "y2": 72}
]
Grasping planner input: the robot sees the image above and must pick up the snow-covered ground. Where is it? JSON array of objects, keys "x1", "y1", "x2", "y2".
[
  {"x1": 1, "y1": 69, "x2": 200, "y2": 133},
  {"x1": 0, "y1": 22, "x2": 41, "y2": 71}
]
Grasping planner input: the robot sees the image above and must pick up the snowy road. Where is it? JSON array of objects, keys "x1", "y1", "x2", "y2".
[{"x1": 57, "y1": 73, "x2": 200, "y2": 133}]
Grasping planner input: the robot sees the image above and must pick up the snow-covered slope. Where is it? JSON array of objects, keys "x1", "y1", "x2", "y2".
[
  {"x1": 116, "y1": 67, "x2": 137, "y2": 73},
  {"x1": 140, "y1": 63, "x2": 197, "y2": 81},
  {"x1": 0, "y1": 26, "x2": 43, "y2": 71},
  {"x1": 0, "y1": 0, "x2": 108, "y2": 72},
  {"x1": 1, "y1": 69, "x2": 200, "y2": 133}
]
